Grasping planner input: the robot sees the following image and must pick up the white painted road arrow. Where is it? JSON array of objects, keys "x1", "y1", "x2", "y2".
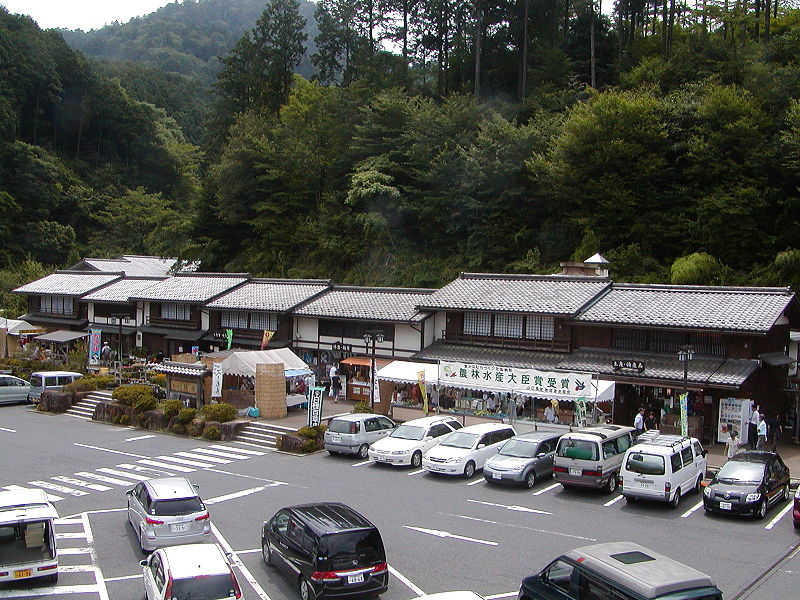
[
  {"x1": 403, "y1": 525, "x2": 497, "y2": 546},
  {"x1": 467, "y1": 499, "x2": 552, "y2": 515}
]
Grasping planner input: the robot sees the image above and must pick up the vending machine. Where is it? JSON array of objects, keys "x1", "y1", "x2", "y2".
[{"x1": 717, "y1": 397, "x2": 752, "y2": 443}]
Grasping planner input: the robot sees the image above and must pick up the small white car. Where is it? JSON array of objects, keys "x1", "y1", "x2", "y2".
[
  {"x1": 324, "y1": 413, "x2": 397, "y2": 458},
  {"x1": 422, "y1": 422, "x2": 516, "y2": 478},
  {"x1": 368, "y1": 415, "x2": 463, "y2": 467},
  {"x1": 141, "y1": 543, "x2": 241, "y2": 600}
]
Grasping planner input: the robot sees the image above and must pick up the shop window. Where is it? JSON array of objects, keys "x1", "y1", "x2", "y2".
[
  {"x1": 525, "y1": 316, "x2": 554, "y2": 340},
  {"x1": 319, "y1": 320, "x2": 394, "y2": 342},
  {"x1": 39, "y1": 295, "x2": 74, "y2": 315},
  {"x1": 162, "y1": 302, "x2": 191, "y2": 321},
  {"x1": 221, "y1": 311, "x2": 248, "y2": 329},
  {"x1": 463, "y1": 312, "x2": 491, "y2": 336},
  {"x1": 494, "y1": 313, "x2": 523, "y2": 338},
  {"x1": 250, "y1": 312, "x2": 278, "y2": 331},
  {"x1": 613, "y1": 329, "x2": 725, "y2": 356}
]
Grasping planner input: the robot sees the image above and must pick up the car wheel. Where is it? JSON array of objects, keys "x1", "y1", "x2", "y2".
[
  {"x1": 625, "y1": 495, "x2": 637, "y2": 504},
  {"x1": 756, "y1": 499, "x2": 768, "y2": 520},
  {"x1": 524, "y1": 470, "x2": 537, "y2": 489},
  {"x1": 262, "y1": 541, "x2": 272, "y2": 566},
  {"x1": 327, "y1": 450, "x2": 338, "y2": 456},
  {"x1": 463, "y1": 461, "x2": 476, "y2": 479},
  {"x1": 694, "y1": 476, "x2": 703, "y2": 494},
  {"x1": 605, "y1": 475, "x2": 617, "y2": 494},
  {"x1": 358, "y1": 444, "x2": 369, "y2": 459},
  {"x1": 299, "y1": 577, "x2": 316, "y2": 600},
  {"x1": 668, "y1": 489, "x2": 681, "y2": 509},
  {"x1": 411, "y1": 451, "x2": 422, "y2": 469},
  {"x1": 782, "y1": 484, "x2": 790, "y2": 502},
  {"x1": 138, "y1": 525, "x2": 148, "y2": 554}
]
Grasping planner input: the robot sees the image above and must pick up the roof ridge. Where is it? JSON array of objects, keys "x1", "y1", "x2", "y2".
[
  {"x1": 613, "y1": 283, "x2": 792, "y2": 294},
  {"x1": 172, "y1": 272, "x2": 250, "y2": 278},
  {"x1": 329, "y1": 286, "x2": 436, "y2": 293},
  {"x1": 54, "y1": 270, "x2": 124, "y2": 276},
  {"x1": 459, "y1": 272, "x2": 610, "y2": 282},
  {"x1": 249, "y1": 278, "x2": 332, "y2": 285}
]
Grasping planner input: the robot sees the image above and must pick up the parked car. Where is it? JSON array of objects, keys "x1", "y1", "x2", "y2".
[
  {"x1": 422, "y1": 422, "x2": 516, "y2": 478},
  {"x1": 262, "y1": 502, "x2": 388, "y2": 600},
  {"x1": 27, "y1": 371, "x2": 82, "y2": 403},
  {"x1": 484, "y1": 431, "x2": 562, "y2": 488},
  {"x1": 794, "y1": 485, "x2": 800, "y2": 528},
  {"x1": 703, "y1": 451, "x2": 791, "y2": 519},
  {"x1": 368, "y1": 415, "x2": 463, "y2": 467},
  {"x1": 127, "y1": 477, "x2": 211, "y2": 552},
  {"x1": 553, "y1": 425, "x2": 636, "y2": 493},
  {"x1": 140, "y1": 543, "x2": 241, "y2": 600},
  {"x1": 620, "y1": 431, "x2": 707, "y2": 508},
  {"x1": 518, "y1": 541, "x2": 722, "y2": 600},
  {"x1": 0, "y1": 489, "x2": 59, "y2": 584},
  {"x1": 324, "y1": 414, "x2": 396, "y2": 458},
  {"x1": 0, "y1": 374, "x2": 31, "y2": 405}
]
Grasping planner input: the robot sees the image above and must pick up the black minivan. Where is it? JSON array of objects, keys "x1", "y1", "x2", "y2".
[{"x1": 262, "y1": 502, "x2": 388, "y2": 600}]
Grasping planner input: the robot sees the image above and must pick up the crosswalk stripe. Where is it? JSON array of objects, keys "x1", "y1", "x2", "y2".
[
  {"x1": 117, "y1": 463, "x2": 176, "y2": 478},
  {"x1": 137, "y1": 459, "x2": 194, "y2": 473},
  {"x1": 97, "y1": 467, "x2": 151, "y2": 481},
  {"x1": 3, "y1": 484, "x2": 64, "y2": 502},
  {"x1": 0, "y1": 583, "x2": 100, "y2": 597},
  {"x1": 174, "y1": 451, "x2": 231, "y2": 464},
  {"x1": 155, "y1": 455, "x2": 218, "y2": 468},
  {"x1": 28, "y1": 480, "x2": 88, "y2": 497},
  {"x1": 76, "y1": 471, "x2": 135, "y2": 487},
  {"x1": 191, "y1": 447, "x2": 250, "y2": 460},
  {"x1": 58, "y1": 547, "x2": 91, "y2": 555},
  {"x1": 211, "y1": 444, "x2": 265, "y2": 456},
  {"x1": 51, "y1": 475, "x2": 112, "y2": 492}
]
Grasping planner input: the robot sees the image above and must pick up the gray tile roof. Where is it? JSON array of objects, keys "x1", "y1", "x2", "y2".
[
  {"x1": 294, "y1": 287, "x2": 435, "y2": 322},
  {"x1": 413, "y1": 342, "x2": 566, "y2": 369},
  {"x1": 77, "y1": 255, "x2": 192, "y2": 277},
  {"x1": 129, "y1": 274, "x2": 248, "y2": 303},
  {"x1": 81, "y1": 278, "x2": 166, "y2": 304},
  {"x1": 417, "y1": 273, "x2": 610, "y2": 315},
  {"x1": 575, "y1": 284, "x2": 796, "y2": 332},
  {"x1": 206, "y1": 279, "x2": 331, "y2": 312},
  {"x1": 13, "y1": 272, "x2": 121, "y2": 296}
]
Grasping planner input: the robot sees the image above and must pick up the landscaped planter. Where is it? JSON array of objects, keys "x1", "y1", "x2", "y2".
[{"x1": 38, "y1": 390, "x2": 72, "y2": 414}]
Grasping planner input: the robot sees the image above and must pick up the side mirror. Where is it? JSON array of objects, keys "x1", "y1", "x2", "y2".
[
  {"x1": 537, "y1": 452, "x2": 547, "y2": 458},
  {"x1": 126, "y1": 489, "x2": 133, "y2": 496},
  {"x1": 702, "y1": 450, "x2": 707, "y2": 458},
  {"x1": 193, "y1": 484, "x2": 200, "y2": 491},
  {"x1": 139, "y1": 560, "x2": 148, "y2": 567},
  {"x1": 425, "y1": 436, "x2": 433, "y2": 441},
  {"x1": 477, "y1": 444, "x2": 486, "y2": 449}
]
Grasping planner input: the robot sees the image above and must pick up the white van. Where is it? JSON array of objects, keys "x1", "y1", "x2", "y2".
[
  {"x1": 554, "y1": 425, "x2": 636, "y2": 493},
  {"x1": 620, "y1": 431, "x2": 707, "y2": 508},
  {"x1": 27, "y1": 371, "x2": 83, "y2": 403},
  {"x1": 0, "y1": 489, "x2": 59, "y2": 584}
]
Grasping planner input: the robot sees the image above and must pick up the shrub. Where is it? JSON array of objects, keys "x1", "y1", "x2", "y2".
[
  {"x1": 301, "y1": 438, "x2": 318, "y2": 453},
  {"x1": 162, "y1": 399, "x2": 183, "y2": 419},
  {"x1": 201, "y1": 402, "x2": 236, "y2": 423},
  {"x1": 63, "y1": 375, "x2": 115, "y2": 393},
  {"x1": 297, "y1": 426, "x2": 319, "y2": 439},
  {"x1": 171, "y1": 423, "x2": 186, "y2": 435},
  {"x1": 178, "y1": 408, "x2": 197, "y2": 423},
  {"x1": 113, "y1": 384, "x2": 155, "y2": 407},
  {"x1": 149, "y1": 373, "x2": 166, "y2": 388},
  {"x1": 352, "y1": 402, "x2": 373, "y2": 414},
  {"x1": 119, "y1": 414, "x2": 130, "y2": 426},
  {"x1": 202, "y1": 425, "x2": 221, "y2": 441},
  {"x1": 185, "y1": 420, "x2": 203, "y2": 437},
  {"x1": 132, "y1": 395, "x2": 158, "y2": 413}
]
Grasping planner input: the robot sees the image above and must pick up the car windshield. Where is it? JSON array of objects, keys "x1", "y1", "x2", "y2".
[
  {"x1": 625, "y1": 452, "x2": 665, "y2": 476},
  {"x1": 152, "y1": 497, "x2": 204, "y2": 516},
  {"x1": 440, "y1": 432, "x2": 478, "y2": 449},
  {"x1": 390, "y1": 425, "x2": 425, "y2": 441},
  {"x1": 556, "y1": 439, "x2": 599, "y2": 461},
  {"x1": 499, "y1": 439, "x2": 538, "y2": 458},
  {"x1": 716, "y1": 461, "x2": 764, "y2": 483},
  {"x1": 328, "y1": 419, "x2": 358, "y2": 434},
  {"x1": 170, "y1": 573, "x2": 235, "y2": 600}
]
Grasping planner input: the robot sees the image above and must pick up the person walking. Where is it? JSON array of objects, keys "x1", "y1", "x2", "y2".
[
  {"x1": 725, "y1": 430, "x2": 744, "y2": 461},
  {"x1": 756, "y1": 414, "x2": 767, "y2": 450},
  {"x1": 100, "y1": 342, "x2": 111, "y2": 366},
  {"x1": 644, "y1": 411, "x2": 657, "y2": 432},
  {"x1": 767, "y1": 413, "x2": 783, "y2": 452},
  {"x1": 634, "y1": 407, "x2": 645, "y2": 437},
  {"x1": 748, "y1": 404, "x2": 760, "y2": 450}
]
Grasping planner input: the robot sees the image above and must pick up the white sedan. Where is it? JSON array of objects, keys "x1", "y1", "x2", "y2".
[
  {"x1": 368, "y1": 415, "x2": 462, "y2": 467},
  {"x1": 422, "y1": 422, "x2": 516, "y2": 478}
]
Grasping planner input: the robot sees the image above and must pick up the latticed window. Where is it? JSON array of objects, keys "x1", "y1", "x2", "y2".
[
  {"x1": 162, "y1": 302, "x2": 190, "y2": 320},
  {"x1": 249, "y1": 312, "x2": 277, "y2": 331},
  {"x1": 463, "y1": 312, "x2": 491, "y2": 336},
  {"x1": 525, "y1": 316, "x2": 554, "y2": 340},
  {"x1": 221, "y1": 311, "x2": 248, "y2": 329},
  {"x1": 40, "y1": 296, "x2": 74, "y2": 314},
  {"x1": 494, "y1": 313, "x2": 523, "y2": 338}
]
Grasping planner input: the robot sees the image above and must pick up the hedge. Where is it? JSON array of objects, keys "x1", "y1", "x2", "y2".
[
  {"x1": 201, "y1": 402, "x2": 236, "y2": 423},
  {"x1": 162, "y1": 399, "x2": 183, "y2": 419},
  {"x1": 112, "y1": 384, "x2": 156, "y2": 407},
  {"x1": 63, "y1": 375, "x2": 115, "y2": 393},
  {"x1": 178, "y1": 408, "x2": 197, "y2": 423}
]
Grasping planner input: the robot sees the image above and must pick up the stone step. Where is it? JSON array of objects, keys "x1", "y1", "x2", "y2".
[
  {"x1": 234, "y1": 434, "x2": 277, "y2": 448},
  {"x1": 237, "y1": 429, "x2": 277, "y2": 443}
]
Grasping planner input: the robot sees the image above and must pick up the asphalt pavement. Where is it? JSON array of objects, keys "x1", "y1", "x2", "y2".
[{"x1": 0, "y1": 404, "x2": 798, "y2": 600}]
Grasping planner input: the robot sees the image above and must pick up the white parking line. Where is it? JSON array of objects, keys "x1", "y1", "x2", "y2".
[
  {"x1": 408, "y1": 469, "x2": 426, "y2": 476},
  {"x1": 4, "y1": 484, "x2": 63, "y2": 502},
  {"x1": 29, "y1": 480, "x2": 88, "y2": 497},
  {"x1": 352, "y1": 459, "x2": 372, "y2": 467},
  {"x1": 765, "y1": 501, "x2": 794, "y2": 530},
  {"x1": 51, "y1": 476, "x2": 112, "y2": 492},
  {"x1": 191, "y1": 447, "x2": 251, "y2": 460},
  {"x1": 205, "y1": 487, "x2": 268, "y2": 505},
  {"x1": 211, "y1": 523, "x2": 272, "y2": 600},
  {"x1": 125, "y1": 434, "x2": 155, "y2": 442},
  {"x1": 105, "y1": 574, "x2": 143, "y2": 582},
  {"x1": 174, "y1": 451, "x2": 231, "y2": 464},
  {"x1": 0, "y1": 426, "x2": 16, "y2": 432},
  {"x1": 466, "y1": 478, "x2": 484, "y2": 486},
  {"x1": 467, "y1": 499, "x2": 552, "y2": 515},
  {"x1": 0, "y1": 584, "x2": 100, "y2": 597},
  {"x1": 74, "y1": 442, "x2": 148, "y2": 459},
  {"x1": 97, "y1": 467, "x2": 150, "y2": 481},
  {"x1": 138, "y1": 458, "x2": 195, "y2": 473},
  {"x1": 76, "y1": 471, "x2": 135, "y2": 487},
  {"x1": 404, "y1": 525, "x2": 498, "y2": 546},
  {"x1": 485, "y1": 593, "x2": 517, "y2": 600},
  {"x1": 388, "y1": 564, "x2": 426, "y2": 596},
  {"x1": 532, "y1": 483, "x2": 560, "y2": 496},
  {"x1": 603, "y1": 495, "x2": 624, "y2": 507},
  {"x1": 211, "y1": 444, "x2": 265, "y2": 456},
  {"x1": 56, "y1": 532, "x2": 88, "y2": 539},
  {"x1": 681, "y1": 501, "x2": 704, "y2": 518},
  {"x1": 58, "y1": 547, "x2": 92, "y2": 555},
  {"x1": 155, "y1": 454, "x2": 218, "y2": 468},
  {"x1": 452, "y1": 514, "x2": 597, "y2": 542}
]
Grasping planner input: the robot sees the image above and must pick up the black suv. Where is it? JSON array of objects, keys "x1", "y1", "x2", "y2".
[{"x1": 262, "y1": 502, "x2": 388, "y2": 600}]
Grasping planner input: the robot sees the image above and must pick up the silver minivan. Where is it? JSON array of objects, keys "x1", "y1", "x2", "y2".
[
  {"x1": 0, "y1": 374, "x2": 31, "y2": 405},
  {"x1": 324, "y1": 414, "x2": 397, "y2": 458},
  {"x1": 27, "y1": 371, "x2": 83, "y2": 403},
  {"x1": 553, "y1": 425, "x2": 636, "y2": 493},
  {"x1": 126, "y1": 477, "x2": 211, "y2": 552}
]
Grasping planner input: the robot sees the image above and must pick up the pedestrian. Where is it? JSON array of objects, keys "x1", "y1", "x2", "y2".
[
  {"x1": 100, "y1": 342, "x2": 111, "y2": 366},
  {"x1": 725, "y1": 430, "x2": 744, "y2": 461},
  {"x1": 544, "y1": 402, "x2": 557, "y2": 424},
  {"x1": 756, "y1": 414, "x2": 767, "y2": 450},
  {"x1": 767, "y1": 413, "x2": 783, "y2": 452},
  {"x1": 156, "y1": 350, "x2": 164, "y2": 363},
  {"x1": 748, "y1": 404, "x2": 760, "y2": 449},
  {"x1": 634, "y1": 407, "x2": 645, "y2": 437},
  {"x1": 644, "y1": 411, "x2": 657, "y2": 431}
]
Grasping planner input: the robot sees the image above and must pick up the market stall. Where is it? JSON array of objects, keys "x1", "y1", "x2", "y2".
[
  {"x1": 339, "y1": 356, "x2": 391, "y2": 404},
  {"x1": 32, "y1": 330, "x2": 89, "y2": 364}
]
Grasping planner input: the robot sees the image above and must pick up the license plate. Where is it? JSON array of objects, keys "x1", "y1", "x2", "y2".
[
  {"x1": 569, "y1": 468, "x2": 582, "y2": 476},
  {"x1": 347, "y1": 573, "x2": 365, "y2": 584},
  {"x1": 720, "y1": 502, "x2": 732, "y2": 510},
  {"x1": 330, "y1": 435, "x2": 341, "y2": 442},
  {"x1": 638, "y1": 481, "x2": 652, "y2": 488},
  {"x1": 14, "y1": 569, "x2": 32, "y2": 579},
  {"x1": 170, "y1": 523, "x2": 189, "y2": 533},
  {"x1": 492, "y1": 471, "x2": 501, "y2": 479}
]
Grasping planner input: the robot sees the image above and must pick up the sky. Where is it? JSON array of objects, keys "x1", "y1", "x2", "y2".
[{"x1": 1, "y1": 0, "x2": 177, "y2": 31}]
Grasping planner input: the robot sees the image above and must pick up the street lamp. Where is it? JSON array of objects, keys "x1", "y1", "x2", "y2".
[
  {"x1": 363, "y1": 329, "x2": 385, "y2": 411},
  {"x1": 111, "y1": 313, "x2": 128, "y2": 386}
]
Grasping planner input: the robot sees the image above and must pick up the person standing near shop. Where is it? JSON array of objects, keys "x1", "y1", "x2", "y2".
[
  {"x1": 749, "y1": 404, "x2": 760, "y2": 449},
  {"x1": 756, "y1": 414, "x2": 768, "y2": 450},
  {"x1": 644, "y1": 410, "x2": 657, "y2": 432},
  {"x1": 725, "y1": 430, "x2": 744, "y2": 462},
  {"x1": 767, "y1": 413, "x2": 783, "y2": 452},
  {"x1": 634, "y1": 407, "x2": 645, "y2": 437}
]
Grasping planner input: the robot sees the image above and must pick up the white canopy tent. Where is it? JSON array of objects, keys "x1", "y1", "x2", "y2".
[
  {"x1": 376, "y1": 360, "x2": 439, "y2": 385},
  {"x1": 216, "y1": 348, "x2": 312, "y2": 378},
  {"x1": 591, "y1": 379, "x2": 615, "y2": 403},
  {"x1": 2, "y1": 319, "x2": 38, "y2": 335}
]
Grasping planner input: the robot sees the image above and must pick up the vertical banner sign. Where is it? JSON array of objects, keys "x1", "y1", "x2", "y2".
[
  {"x1": 679, "y1": 393, "x2": 689, "y2": 437},
  {"x1": 225, "y1": 329, "x2": 233, "y2": 350},
  {"x1": 89, "y1": 329, "x2": 102, "y2": 364},
  {"x1": 574, "y1": 398, "x2": 588, "y2": 427},
  {"x1": 418, "y1": 371, "x2": 428, "y2": 413},
  {"x1": 308, "y1": 386, "x2": 325, "y2": 427},
  {"x1": 260, "y1": 330, "x2": 275, "y2": 350},
  {"x1": 211, "y1": 362, "x2": 223, "y2": 398}
]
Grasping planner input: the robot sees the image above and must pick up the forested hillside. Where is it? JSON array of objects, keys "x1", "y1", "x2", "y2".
[{"x1": 2, "y1": 1, "x2": 800, "y2": 294}]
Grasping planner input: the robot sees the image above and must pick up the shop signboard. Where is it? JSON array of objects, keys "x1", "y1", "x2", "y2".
[
  {"x1": 211, "y1": 362, "x2": 223, "y2": 398},
  {"x1": 717, "y1": 397, "x2": 751, "y2": 443},
  {"x1": 574, "y1": 398, "x2": 588, "y2": 427},
  {"x1": 679, "y1": 393, "x2": 688, "y2": 437},
  {"x1": 308, "y1": 386, "x2": 325, "y2": 427},
  {"x1": 438, "y1": 360, "x2": 594, "y2": 400},
  {"x1": 89, "y1": 329, "x2": 102, "y2": 364}
]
